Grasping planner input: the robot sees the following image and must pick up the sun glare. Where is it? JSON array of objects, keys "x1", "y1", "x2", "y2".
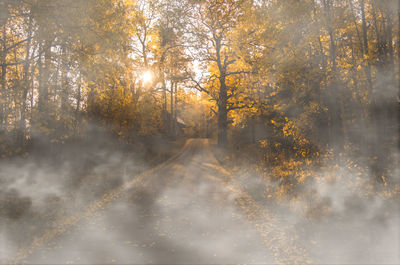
[{"x1": 142, "y1": 70, "x2": 152, "y2": 85}]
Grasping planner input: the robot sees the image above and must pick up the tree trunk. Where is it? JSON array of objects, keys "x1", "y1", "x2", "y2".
[
  {"x1": 38, "y1": 39, "x2": 52, "y2": 112},
  {"x1": 360, "y1": 0, "x2": 373, "y2": 98},
  {"x1": 170, "y1": 81, "x2": 175, "y2": 136},
  {"x1": 0, "y1": 60, "x2": 6, "y2": 131},
  {"x1": 19, "y1": 13, "x2": 33, "y2": 147},
  {"x1": 217, "y1": 77, "x2": 228, "y2": 147},
  {"x1": 323, "y1": 0, "x2": 344, "y2": 150},
  {"x1": 385, "y1": 8, "x2": 394, "y2": 71},
  {"x1": 60, "y1": 44, "x2": 69, "y2": 112},
  {"x1": 0, "y1": 24, "x2": 7, "y2": 130},
  {"x1": 74, "y1": 71, "x2": 82, "y2": 137},
  {"x1": 174, "y1": 82, "x2": 177, "y2": 122},
  {"x1": 214, "y1": 33, "x2": 228, "y2": 147}
]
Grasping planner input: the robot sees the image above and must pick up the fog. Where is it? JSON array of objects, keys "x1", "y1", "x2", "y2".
[
  {"x1": 1, "y1": 133, "x2": 398, "y2": 264},
  {"x1": 231, "y1": 145, "x2": 400, "y2": 264},
  {"x1": 0, "y1": 126, "x2": 160, "y2": 262},
  {"x1": 1, "y1": 138, "x2": 275, "y2": 264}
]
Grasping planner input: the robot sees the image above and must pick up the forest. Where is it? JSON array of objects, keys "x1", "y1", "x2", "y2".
[{"x1": 0, "y1": 0, "x2": 399, "y2": 264}]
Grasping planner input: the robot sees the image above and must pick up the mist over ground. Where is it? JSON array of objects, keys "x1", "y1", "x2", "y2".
[
  {"x1": 211, "y1": 149, "x2": 399, "y2": 264},
  {"x1": 0, "y1": 124, "x2": 184, "y2": 263},
  {"x1": 3, "y1": 136, "x2": 397, "y2": 264}
]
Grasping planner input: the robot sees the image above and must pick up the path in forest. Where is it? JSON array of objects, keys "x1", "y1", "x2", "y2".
[{"x1": 12, "y1": 139, "x2": 311, "y2": 264}]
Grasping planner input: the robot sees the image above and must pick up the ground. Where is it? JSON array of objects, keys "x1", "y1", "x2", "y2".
[{"x1": 2, "y1": 139, "x2": 399, "y2": 264}]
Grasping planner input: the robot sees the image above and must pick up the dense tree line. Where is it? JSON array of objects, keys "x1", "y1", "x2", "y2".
[
  {"x1": 185, "y1": 0, "x2": 398, "y2": 186},
  {"x1": 0, "y1": 0, "x2": 190, "y2": 155},
  {"x1": 238, "y1": 0, "x2": 399, "y2": 185},
  {"x1": 0, "y1": 0, "x2": 398, "y2": 185}
]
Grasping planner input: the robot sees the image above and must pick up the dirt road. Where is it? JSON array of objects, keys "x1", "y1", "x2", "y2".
[{"x1": 12, "y1": 139, "x2": 310, "y2": 264}]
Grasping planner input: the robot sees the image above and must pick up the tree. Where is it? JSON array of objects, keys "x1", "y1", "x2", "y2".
[{"x1": 186, "y1": 0, "x2": 250, "y2": 147}]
